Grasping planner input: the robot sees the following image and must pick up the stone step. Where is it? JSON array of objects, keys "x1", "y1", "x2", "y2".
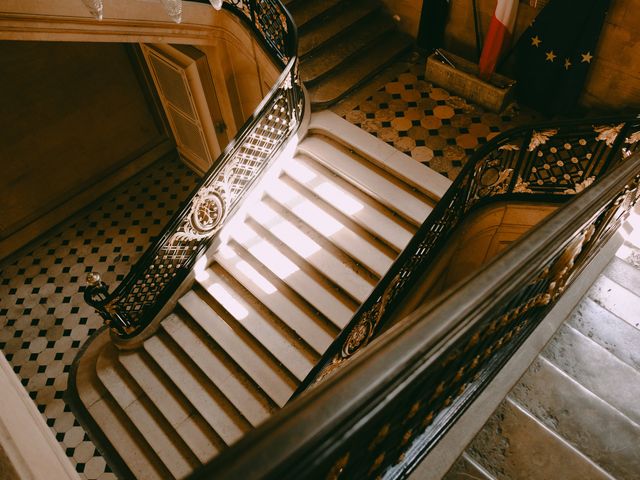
[
  {"x1": 298, "y1": 0, "x2": 380, "y2": 57},
  {"x1": 225, "y1": 221, "x2": 356, "y2": 328},
  {"x1": 212, "y1": 243, "x2": 337, "y2": 355},
  {"x1": 587, "y1": 273, "x2": 640, "y2": 331},
  {"x1": 307, "y1": 30, "x2": 413, "y2": 107},
  {"x1": 119, "y1": 350, "x2": 222, "y2": 464},
  {"x1": 196, "y1": 266, "x2": 317, "y2": 381},
  {"x1": 299, "y1": 135, "x2": 431, "y2": 226},
  {"x1": 144, "y1": 330, "x2": 251, "y2": 445},
  {"x1": 300, "y1": 10, "x2": 395, "y2": 85},
  {"x1": 287, "y1": 0, "x2": 344, "y2": 30},
  {"x1": 96, "y1": 347, "x2": 199, "y2": 479},
  {"x1": 246, "y1": 199, "x2": 374, "y2": 303},
  {"x1": 443, "y1": 453, "x2": 495, "y2": 480},
  {"x1": 160, "y1": 313, "x2": 275, "y2": 427},
  {"x1": 542, "y1": 323, "x2": 640, "y2": 425},
  {"x1": 264, "y1": 174, "x2": 394, "y2": 278},
  {"x1": 511, "y1": 357, "x2": 640, "y2": 479},
  {"x1": 568, "y1": 296, "x2": 640, "y2": 372},
  {"x1": 178, "y1": 291, "x2": 296, "y2": 406},
  {"x1": 468, "y1": 398, "x2": 614, "y2": 480},
  {"x1": 282, "y1": 154, "x2": 415, "y2": 252}
]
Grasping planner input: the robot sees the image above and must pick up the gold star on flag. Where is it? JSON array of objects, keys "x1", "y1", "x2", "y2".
[
  {"x1": 581, "y1": 51, "x2": 593, "y2": 63},
  {"x1": 545, "y1": 50, "x2": 557, "y2": 62},
  {"x1": 564, "y1": 58, "x2": 572, "y2": 70},
  {"x1": 531, "y1": 35, "x2": 541, "y2": 47}
]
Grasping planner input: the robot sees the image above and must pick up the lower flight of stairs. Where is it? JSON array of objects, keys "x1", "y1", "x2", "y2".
[
  {"x1": 71, "y1": 111, "x2": 450, "y2": 479},
  {"x1": 284, "y1": 0, "x2": 414, "y2": 107},
  {"x1": 445, "y1": 244, "x2": 640, "y2": 480}
]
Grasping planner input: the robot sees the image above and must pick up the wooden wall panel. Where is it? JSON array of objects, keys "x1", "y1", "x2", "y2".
[{"x1": 0, "y1": 41, "x2": 170, "y2": 260}]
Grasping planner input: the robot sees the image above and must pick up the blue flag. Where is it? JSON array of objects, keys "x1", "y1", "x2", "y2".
[{"x1": 514, "y1": 0, "x2": 610, "y2": 116}]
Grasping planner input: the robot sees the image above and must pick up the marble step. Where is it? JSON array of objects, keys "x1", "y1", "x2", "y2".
[
  {"x1": 118, "y1": 350, "x2": 223, "y2": 464},
  {"x1": 281, "y1": 154, "x2": 415, "y2": 252},
  {"x1": 96, "y1": 346, "x2": 199, "y2": 479},
  {"x1": 263, "y1": 174, "x2": 395, "y2": 278},
  {"x1": 587, "y1": 273, "x2": 640, "y2": 331},
  {"x1": 307, "y1": 30, "x2": 413, "y2": 107},
  {"x1": 212, "y1": 242, "x2": 338, "y2": 355},
  {"x1": 542, "y1": 323, "x2": 640, "y2": 425},
  {"x1": 178, "y1": 291, "x2": 296, "y2": 407},
  {"x1": 467, "y1": 398, "x2": 614, "y2": 480},
  {"x1": 511, "y1": 357, "x2": 640, "y2": 479},
  {"x1": 300, "y1": 10, "x2": 395, "y2": 85},
  {"x1": 144, "y1": 330, "x2": 251, "y2": 446},
  {"x1": 567, "y1": 296, "x2": 640, "y2": 372},
  {"x1": 298, "y1": 0, "x2": 380, "y2": 57},
  {"x1": 298, "y1": 135, "x2": 432, "y2": 226},
  {"x1": 443, "y1": 453, "x2": 495, "y2": 480},
  {"x1": 196, "y1": 266, "x2": 317, "y2": 381}
]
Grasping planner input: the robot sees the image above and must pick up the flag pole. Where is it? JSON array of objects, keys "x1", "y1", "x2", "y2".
[{"x1": 472, "y1": 0, "x2": 483, "y2": 61}]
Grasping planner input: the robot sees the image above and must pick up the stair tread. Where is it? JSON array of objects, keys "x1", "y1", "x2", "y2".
[
  {"x1": 96, "y1": 348, "x2": 199, "y2": 479},
  {"x1": 87, "y1": 396, "x2": 172, "y2": 480},
  {"x1": 193, "y1": 267, "x2": 315, "y2": 381},
  {"x1": 247, "y1": 199, "x2": 374, "y2": 303},
  {"x1": 264, "y1": 176, "x2": 394, "y2": 278},
  {"x1": 511, "y1": 357, "x2": 640, "y2": 479},
  {"x1": 161, "y1": 314, "x2": 274, "y2": 426},
  {"x1": 307, "y1": 31, "x2": 413, "y2": 106},
  {"x1": 298, "y1": 0, "x2": 380, "y2": 57},
  {"x1": 212, "y1": 244, "x2": 335, "y2": 355},
  {"x1": 284, "y1": 155, "x2": 414, "y2": 252},
  {"x1": 299, "y1": 135, "x2": 431, "y2": 225},
  {"x1": 178, "y1": 292, "x2": 295, "y2": 406},
  {"x1": 300, "y1": 11, "x2": 395, "y2": 84},
  {"x1": 289, "y1": 0, "x2": 343, "y2": 29},
  {"x1": 227, "y1": 221, "x2": 355, "y2": 328},
  {"x1": 444, "y1": 453, "x2": 496, "y2": 480},
  {"x1": 542, "y1": 323, "x2": 640, "y2": 426},
  {"x1": 119, "y1": 350, "x2": 220, "y2": 464},
  {"x1": 587, "y1": 274, "x2": 640, "y2": 332},
  {"x1": 468, "y1": 398, "x2": 613, "y2": 480},
  {"x1": 144, "y1": 330, "x2": 249, "y2": 445},
  {"x1": 568, "y1": 296, "x2": 640, "y2": 372}
]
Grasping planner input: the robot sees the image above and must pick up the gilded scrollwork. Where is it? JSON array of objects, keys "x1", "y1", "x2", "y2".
[
  {"x1": 594, "y1": 123, "x2": 623, "y2": 147},
  {"x1": 528, "y1": 129, "x2": 558, "y2": 151}
]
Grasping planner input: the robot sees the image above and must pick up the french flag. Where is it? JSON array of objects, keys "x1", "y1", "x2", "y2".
[{"x1": 479, "y1": 0, "x2": 519, "y2": 78}]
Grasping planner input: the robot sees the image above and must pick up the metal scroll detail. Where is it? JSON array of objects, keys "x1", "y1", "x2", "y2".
[{"x1": 84, "y1": 0, "x2": 303, "y2": 338}]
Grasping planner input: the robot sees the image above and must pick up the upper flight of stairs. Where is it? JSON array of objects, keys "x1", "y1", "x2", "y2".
[
  {"x1": 72, "y1": 112, "x2": 450, "y2": 479},
  {"x1": 444, "y1": 241, "x2": 640, "y2": 480},
  {"x1": 285, "y1": 0, "x2": 414, "y2": 107}
]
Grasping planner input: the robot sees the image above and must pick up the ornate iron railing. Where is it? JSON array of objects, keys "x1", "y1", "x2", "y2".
[
  {"x1": 295, "y1": 115, "x2": 640, "y2": 392},
  {"x1": 84, "y1": 0, "x2": 303, "y2": 338},
  {"x1": 193, "y1": 136, "x2": 640, "y2": 480}
]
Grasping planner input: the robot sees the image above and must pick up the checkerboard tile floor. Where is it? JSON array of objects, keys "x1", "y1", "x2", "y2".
[
  {"x1": 0, "y1": 155, "x2": 198, "y2": 479},
  {"x1": 337, "y1": 59, "x2": 538, "y2": 180}
]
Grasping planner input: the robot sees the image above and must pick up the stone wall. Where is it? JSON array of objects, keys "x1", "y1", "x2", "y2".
[{"x1": 442, "y1": 0, "x2": 640, "y2": 112}]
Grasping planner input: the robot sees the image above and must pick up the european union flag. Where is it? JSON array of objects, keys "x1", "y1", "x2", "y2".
[{"x1": 514, "y1": 0, "x2": 610, "y2": 116}]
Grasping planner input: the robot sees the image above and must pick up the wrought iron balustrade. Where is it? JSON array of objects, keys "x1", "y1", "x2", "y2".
[
  {"x1": 194, "y1": 121, "x2": 640, "y2": 480},
  {"x1": 296, "y1": 115, "x2": 640, "y2": 391},
  {"x1": 84, "y1": 0, "x2": 303, "y2": 339}
]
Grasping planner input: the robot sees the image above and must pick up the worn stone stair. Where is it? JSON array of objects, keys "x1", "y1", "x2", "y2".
[
  {"x1": 72, "y1": 111, "x2": 450, "y2": 479},
  {"x1": 444, "y1": 241, "x2": 640, "y2": 480},
  {"x1": 286, "y1": 0, "x2": 414, "y2": 108}
]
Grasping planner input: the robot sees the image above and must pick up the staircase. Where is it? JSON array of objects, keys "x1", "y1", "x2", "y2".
[
  {"x1": 286, "y1": 0, "x2": 413, "y2": 107},
  {"x1": 445, "y1": 242, "x2": 640, "y2": 480},
  {"x1": 73, "y1": 112, "x2": 449, "y2": 479}
]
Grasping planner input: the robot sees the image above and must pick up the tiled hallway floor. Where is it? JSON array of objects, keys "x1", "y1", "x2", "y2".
[
  {"x1": 334, "y1": 55, "x2": 539, "y2": 180},
  {"x1": 0, "y1": 155, "x2": 198, "y2": 479}
]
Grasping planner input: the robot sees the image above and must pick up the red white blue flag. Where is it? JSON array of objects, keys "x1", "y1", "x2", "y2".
[{"x1": 478, "y1": 0, "x2": 519, "y2": 78}]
